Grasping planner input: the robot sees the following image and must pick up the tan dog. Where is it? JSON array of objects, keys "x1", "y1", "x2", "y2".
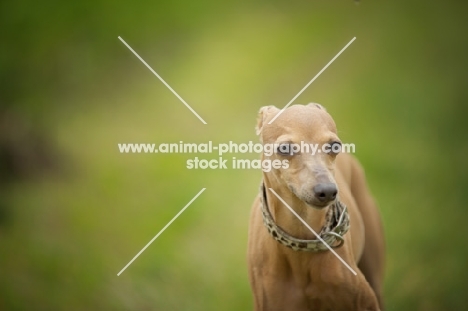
[{"x1": 247, "y1": 104, "x2": 385, "y2": 311}]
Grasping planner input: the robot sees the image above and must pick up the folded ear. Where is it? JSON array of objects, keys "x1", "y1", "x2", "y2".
[
  {"x1": 256, "y1": 105, "x2": 280, "y2": 136},
  {"x1": 307, "y1": 102, "x2": 327, "y2": 111}
]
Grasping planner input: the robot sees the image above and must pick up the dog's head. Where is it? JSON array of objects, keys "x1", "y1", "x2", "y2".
[{"x1": 256, "y1": 103, "x2": 341, "y2": 209}]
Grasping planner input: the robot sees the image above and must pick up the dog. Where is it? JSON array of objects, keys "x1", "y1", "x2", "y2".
[{"x1": 247, "y1": 104, "x2": 385, "y2": 311}]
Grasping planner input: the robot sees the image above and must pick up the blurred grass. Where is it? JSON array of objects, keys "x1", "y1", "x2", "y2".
[{"x1": 1, "y1": 0, "x2": 468, "y2": 310}]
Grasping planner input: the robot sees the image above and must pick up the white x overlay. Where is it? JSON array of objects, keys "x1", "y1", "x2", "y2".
[
  {"x1": 117, "y1": 35, "x2": 358, "y2": 276},
  {"x1": 117, "y1": 188, "x2": 206, "y2": 276},
  {"x1": 118, "y1": 36, "x2": 207, "y2": 124},
  {"x1": 268, "y1": 37, "x2": 356, "y2": 124},
  {"x1": 268, "y1": 188, "x2": 357, "y2": 275}
]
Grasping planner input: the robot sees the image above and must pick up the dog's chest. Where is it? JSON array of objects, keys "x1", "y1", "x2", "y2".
[
  {"x1": 285, "y1": 267, "x2": 359, "y2": 310},
  {"x1": 302, "y1": 284, "x2": 355, "y2": 311}
]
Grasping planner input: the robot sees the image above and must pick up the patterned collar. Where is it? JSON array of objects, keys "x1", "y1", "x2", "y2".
[{"x1": 260, "y1": 183, "x2": 350, "y2": 252}]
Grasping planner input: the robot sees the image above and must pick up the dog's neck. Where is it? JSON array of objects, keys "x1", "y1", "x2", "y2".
[{"x1": 263, "y1": 176, "x2": 329, "y2": 237}]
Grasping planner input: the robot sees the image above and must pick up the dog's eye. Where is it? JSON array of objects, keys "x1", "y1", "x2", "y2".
[
  {"x1": 326, "y1": 141, "x2": 342, "y2": 155},
  {"x1": 277, "y1": 143, "x2": 293, "y2": 156}
]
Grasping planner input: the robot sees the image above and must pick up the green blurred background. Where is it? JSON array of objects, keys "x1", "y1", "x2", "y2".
[{"x1": 1, "y1": 0, "x2": 468, "y2": 310}]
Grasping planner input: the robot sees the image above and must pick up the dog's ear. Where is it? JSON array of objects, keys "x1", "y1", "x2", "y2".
[
  {"x1": 307, "y1": 102, "x2": 327, "y2": 111},
  {"x1": 256, "y1": 105, "x2": 280, "y2": 136}
]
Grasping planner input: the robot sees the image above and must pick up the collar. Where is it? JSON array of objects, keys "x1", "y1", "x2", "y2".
[{"x1": 260, "y1": 183, "x2": 350, "y2": 252}]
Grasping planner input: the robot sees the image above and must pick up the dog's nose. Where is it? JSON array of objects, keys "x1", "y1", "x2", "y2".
[{"x1": 313, "y1": 183, "x2": 337, "y2": 203}]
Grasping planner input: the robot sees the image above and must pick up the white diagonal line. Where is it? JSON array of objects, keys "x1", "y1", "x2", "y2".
[
  {"x1": 268, "y1": 188, "x2": 357, "y2": 275},
  {"x1": 117, "y1": 188, "x2": 206, "y2": 276},
  {"x1": 268, "y1": 37, "x2": 356, "y2": 124},
  {"x1": 118, "y1": 36, "x2": 207, "y2": 124}
]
